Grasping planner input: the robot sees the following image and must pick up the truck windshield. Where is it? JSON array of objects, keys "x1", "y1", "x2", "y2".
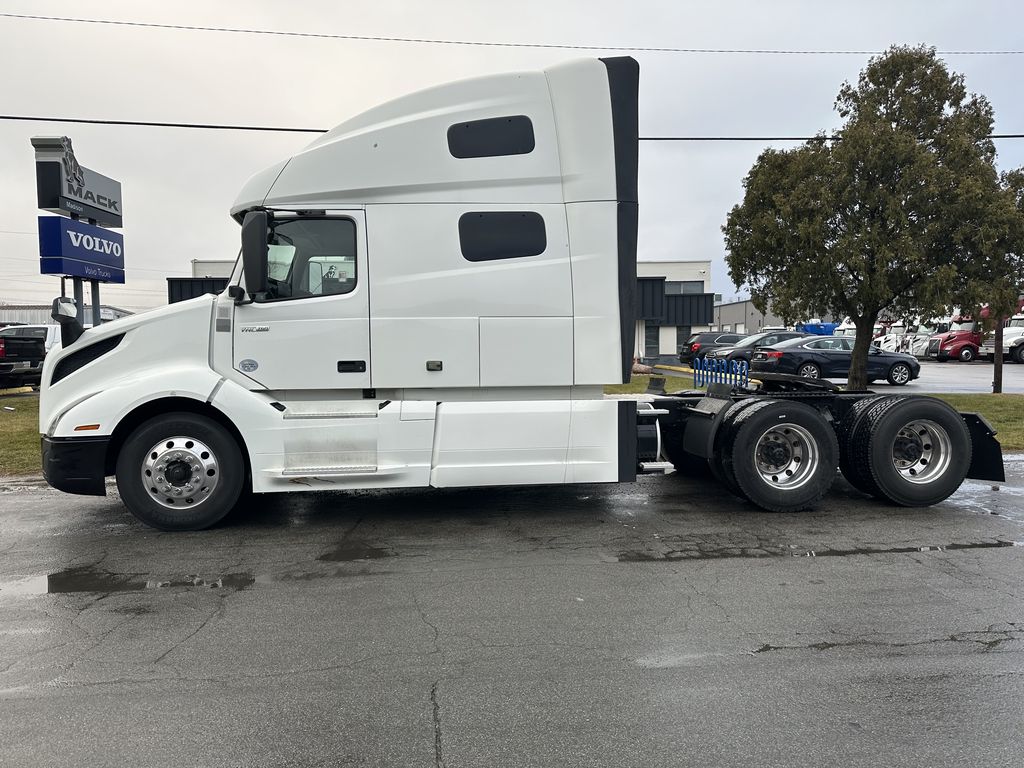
[
  {"x1": 1008, "y1": 318, "x2": 1024, "y2": 328},
  {"x1": 950, "y1": 321, "x2": 975, "y2": 332}
]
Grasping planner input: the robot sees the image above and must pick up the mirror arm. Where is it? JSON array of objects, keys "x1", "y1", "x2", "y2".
[{"x1": 227, "y1": 284, "x2": 252, "y2": 306}]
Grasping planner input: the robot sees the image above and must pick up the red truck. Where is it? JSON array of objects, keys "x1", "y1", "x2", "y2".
[{"x1": 927, "y1": 318, "x2": 981, "y2": 362}]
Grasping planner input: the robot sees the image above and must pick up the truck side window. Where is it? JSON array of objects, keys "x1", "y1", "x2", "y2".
[
  {"x1": 447, "y1": 115, "x2": 535, "y2": 159},
  {"x1": 459, "y1": 212, "x2": 546, "y2": 262},
  {"x1": 263, "y1": 217, "x2": 357, "y2": 301}
]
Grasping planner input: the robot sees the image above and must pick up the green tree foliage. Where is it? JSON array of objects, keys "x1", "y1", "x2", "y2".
[{"x1": 723, "y1": 45, "x2": 1022, "y2": 390}]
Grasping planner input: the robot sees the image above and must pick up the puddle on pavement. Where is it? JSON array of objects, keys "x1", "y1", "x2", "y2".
[
  {"x1": 0, "y1": 558, "x2": 397, "y2": 598},
  {"x1": 617, "y1": 539, "x2": 1024, "y2": 562},
  {"x1": 0, "y1": 566, "x2": 256, "y2": 597},
  {"x1": 317, "y1": 540, "x2": 393, "y2": 562}
]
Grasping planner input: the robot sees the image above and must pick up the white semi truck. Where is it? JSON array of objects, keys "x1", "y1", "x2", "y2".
[
  {"x1": 981, "y1": 314, "x2": 1024, "y2": 363},
  {"x1": 38, "y1": 57, "x2": 1004, "y2": 531}
]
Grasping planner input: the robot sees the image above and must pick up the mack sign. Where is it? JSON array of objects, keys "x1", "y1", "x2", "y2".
[
  {"x1": 31, "y1": 136, "x2": 123, "y2": 228},
  {"x1": 38, "y1": 216, "x2": 126, "y2": 283}
]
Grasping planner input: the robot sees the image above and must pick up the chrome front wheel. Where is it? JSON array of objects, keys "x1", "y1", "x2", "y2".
[
  {"x1": 116, "y1": 413, "x2": 244, "y2": 531},
  {"x1": 141, "y1": 436, "x2": 220, "y2": 510}
]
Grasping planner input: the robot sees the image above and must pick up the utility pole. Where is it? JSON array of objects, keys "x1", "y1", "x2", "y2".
[{"x1": 993, "y1": 317, "x2": 1004, "y2": 394}]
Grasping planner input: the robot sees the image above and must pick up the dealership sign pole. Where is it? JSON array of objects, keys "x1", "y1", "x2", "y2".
[{"x1": 31, "y1": 137, "x2": 124, "y2": 327}]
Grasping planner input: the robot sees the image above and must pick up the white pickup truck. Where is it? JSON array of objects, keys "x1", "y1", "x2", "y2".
[{"x1": 37, "y1": 57, "x2": 1004, "y2": 530}]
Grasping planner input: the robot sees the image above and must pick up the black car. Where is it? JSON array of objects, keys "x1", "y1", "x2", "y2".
[
  {"x1": 750, "y1": 335, "x2": 920, "y2": 386},
  {"x1": 679, "y1": 332, "x2": 747, "y2": 364},
  {"x1": 704, "y1": 330, "x2": 809, "y2": 363}
]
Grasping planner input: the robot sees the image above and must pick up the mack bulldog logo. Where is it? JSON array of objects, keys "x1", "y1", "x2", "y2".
[
  {"x1": 60, "y1": 137, "x2": 86, "y2": 188},
  {"x1": 32, "y1": 134, "x2": 124, "y2": 228},
  {"x1": 60, "y1": 137, "x2": 120, "y2": 214}
]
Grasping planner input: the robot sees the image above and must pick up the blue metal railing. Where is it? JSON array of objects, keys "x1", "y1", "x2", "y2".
[{"x1": 693, "y1": 357, "x2": 750, "y2": 388}]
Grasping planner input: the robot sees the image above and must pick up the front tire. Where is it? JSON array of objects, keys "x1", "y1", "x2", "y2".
[
  {"x1": 115, "y1": 412, "x2": 245, "y2": 531},
  {"x1": 797, "y1": 362, "x2": 821, "y2": 379},
  {"x1": 887, "y1": 363, "x2": 913, "y2": 386},
  {"x1": 1011, "y1": 345, "x2": 1024, "y2": 364},
  {"x1": 958, "y1": 346, "x2": 976, "y2": 362}
]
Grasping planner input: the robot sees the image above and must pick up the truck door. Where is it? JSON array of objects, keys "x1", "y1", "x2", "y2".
[{"x1": 233, "y1": 212, "x2": 370, "y2": 390}]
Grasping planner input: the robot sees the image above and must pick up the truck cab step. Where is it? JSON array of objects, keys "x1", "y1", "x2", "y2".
[
  {"x1": 281, "y1": 411, "x2": 378, "y2": 420},
  {"x1": 640, "y1": 461, "x2": 675, "y2": 475},
  {"x1": 280, "y1": 466, "x2": 378, "y2": 477}
]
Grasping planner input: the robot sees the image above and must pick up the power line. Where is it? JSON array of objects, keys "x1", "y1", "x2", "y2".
[
  {"x1": 2, "y1": 115, "x2": 1023, "y2": 142},
  {"x1": 0, "y1": 114, "x2": 318, "y2": 133},
  {"x1": 3, "y1": 13, "x2": 1024, "y2": 56}
]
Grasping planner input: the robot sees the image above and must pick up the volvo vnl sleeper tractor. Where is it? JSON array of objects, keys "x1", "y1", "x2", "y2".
[{"x1": 38, "y1": 57, "x2": 1004, "y2": 530}]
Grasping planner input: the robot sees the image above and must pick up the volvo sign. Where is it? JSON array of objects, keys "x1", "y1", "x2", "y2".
[
  {"x1": 31, "y1": 136, "x2": 123, "y2": 228},
  {"x1": 38, "y1": 216, "x2": 126, "y2": 283}
]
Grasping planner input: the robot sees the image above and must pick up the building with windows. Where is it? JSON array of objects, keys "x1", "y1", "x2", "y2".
[
  {"x1": 635, "y1": 261, "x2": 715, "y2": 363},
  {"x1": 711, "y1": 298, "x2": 837, "y2": 333}
]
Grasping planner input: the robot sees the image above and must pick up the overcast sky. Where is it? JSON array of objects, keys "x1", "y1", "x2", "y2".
[{"x1": 1, "y1": 0, "x2": 1022, "y2": 311}]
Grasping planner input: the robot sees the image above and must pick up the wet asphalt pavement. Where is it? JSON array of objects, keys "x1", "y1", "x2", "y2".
[
  {"x1": 1, "y1": 462, "x2": 1024, "y2": 768},
  {"x1": 819, "y1": 358, "x2": 1024, "y2": 393}
]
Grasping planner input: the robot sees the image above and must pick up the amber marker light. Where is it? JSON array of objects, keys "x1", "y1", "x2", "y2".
[{"x1": 73, "y1": 424, "x2": 101, "y2": 431}]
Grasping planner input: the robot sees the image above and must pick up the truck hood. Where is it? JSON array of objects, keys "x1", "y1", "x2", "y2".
[{"x1": 64, "y1": 295, "x2": 216, "y2": 349}]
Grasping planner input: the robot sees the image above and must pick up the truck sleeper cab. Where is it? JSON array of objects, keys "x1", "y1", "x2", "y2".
[{"x1": 38, "y1": 57, "x2": 1003, "y2": 531}]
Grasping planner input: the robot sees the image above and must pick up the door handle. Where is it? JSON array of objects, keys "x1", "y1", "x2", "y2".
[{"x1": 337, "y1": 361, "x2": 367, "y2": 373}]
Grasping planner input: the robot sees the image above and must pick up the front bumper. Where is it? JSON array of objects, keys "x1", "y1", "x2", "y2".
[
  {"x1": 0, "y1": 361, "x2": 42, "y2": 384},
  {"x1": 41, "y1": 436, "x2": 110, "y2": 496}
]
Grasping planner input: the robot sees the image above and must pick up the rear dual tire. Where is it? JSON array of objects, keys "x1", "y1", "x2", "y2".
[
  {"x1": 839, "y1": 396, "x2": 970, "y2": 506},
  {"x1": 717, "y1": 400, "x2": 838, "y2": 512}
]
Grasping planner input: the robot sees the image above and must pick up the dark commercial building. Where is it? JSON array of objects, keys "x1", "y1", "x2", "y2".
[{"x1": 635, "y1": 261, "x2": 715, "y2": 364}]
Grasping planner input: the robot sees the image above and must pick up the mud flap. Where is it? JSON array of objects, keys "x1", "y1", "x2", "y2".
[{"x1": 961, "y1": 412, "x2": 1005, "y2": 482}]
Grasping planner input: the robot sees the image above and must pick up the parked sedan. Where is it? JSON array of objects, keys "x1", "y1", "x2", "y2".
[
  {"x1": 705, "y1": 330, "x2": 809, "y2": 363},
  {"x1": 679, "y1": 332, "x2": 747, "y2": 364},
  {"x1": 750, "y1": 335, "x2": 920, "y2": 386}
]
